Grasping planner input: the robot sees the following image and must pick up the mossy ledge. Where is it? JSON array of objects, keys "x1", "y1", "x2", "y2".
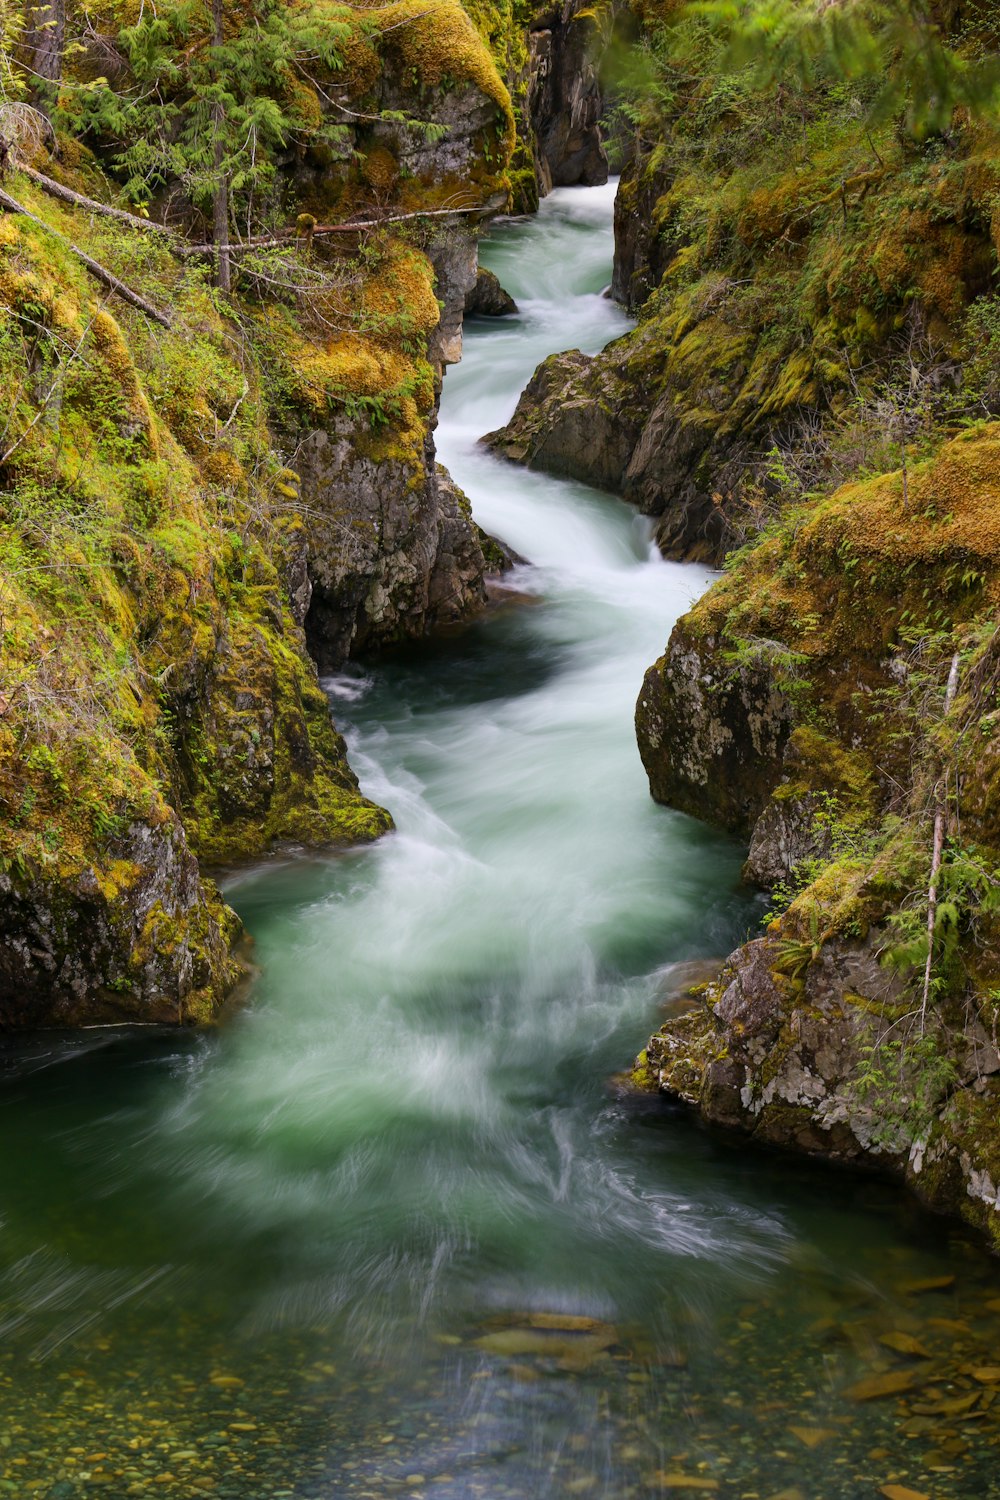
[
  {"x1": 620, "y1": 6, "x2": 1000, "y2": 1246},
  {"x1": 0, "y1": 0, "x2": 525, "y2": 1026}
]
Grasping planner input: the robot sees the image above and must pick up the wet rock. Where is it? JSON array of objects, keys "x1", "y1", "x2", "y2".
[
  {"x1": 635, "y1": 622, "x2": 795, "y2": 837},
  {"x1": 483, "y1": 331, "x2": 743, "y2": 564},
  {"x1": 611, "y1": 153, "x2": 676, "y2": 311},
  {"x1": 743, "y1": 793, "x2": 833, "y2": 887},
  {"x1": 879, "y1": 1333, "x2": 932, "y2": 1360},
  {"x1": 527, "y1": 0, "x2": 610, "y2": 193},
  {"x1": 484, "y1": 349, "x2": 642, "y2": 494},
  {"x1": 464, "y1": 268, "x2": 518, "y2": 317},
  {"x1": 297, "y1": 427, "x2": 491, "y2": 669},
  {"x1": 647, "y1": 931, "x2": 916, "y2": 1161},
  {"x1": 844, "y1": 1369, "x2": 919, "y2": 1401},
  {"x1": 650, "y1": 1475, "x2": 718, "y2": 1492},
  {"x1": 787, "y1": 1427, "x2": 837, "y2": 1448},
  {"x1": 0, "y1": 814, "x2": 241, "y2": 1028}
]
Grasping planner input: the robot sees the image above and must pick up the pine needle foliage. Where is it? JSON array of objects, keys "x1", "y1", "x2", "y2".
[
  {"x1": 690, "y1": 0, "x2": 1000, "y2": 139},
  {"x1": 62, "y1": 0, "x2": 355, "y2": 222}
]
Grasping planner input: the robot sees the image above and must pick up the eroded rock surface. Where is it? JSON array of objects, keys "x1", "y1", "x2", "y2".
[
  {"x1": 528, "y1": 0, "x2": 610, "y2": 192},
  {"x1": 0, "y1": 814, "x2": 241, "y2": 1029},
  {"x1": 484, "y1": 332, "x2": 733, "y2": 561},
  {"x1": 465, "y1": 267, "x2": 518, "y2": 317},
  {"x1": 641, "y1": 931, "x2": 1000, "y2": 1244},
  {"x1": 635, "y1": 622, "x2": 795, "y2": 837}
]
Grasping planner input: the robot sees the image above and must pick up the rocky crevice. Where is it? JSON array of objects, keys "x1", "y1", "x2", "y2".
[{"x1": 527, "y1": 0, "x2": 611, "y2": 194}]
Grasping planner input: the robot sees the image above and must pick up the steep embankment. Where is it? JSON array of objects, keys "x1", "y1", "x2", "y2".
[
  {"x1": 635, "y1": 430, "x2": 1000, "y2": 1244},
  {"x1": 488, "y1": 16, "x2": 1000, "y2": 559},
  {"x1": 0, "y1": 0, "x2": 519, "y2": 1025},
  {"x1": 576, "y1": 6, "x2": 1000, "y2": 1246},
  {"x1": 462, "y1": 0, "x2": 613, "y2": 210}
]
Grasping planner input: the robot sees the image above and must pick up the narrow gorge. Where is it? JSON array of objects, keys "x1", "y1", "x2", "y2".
[{"x1": 4, "y1": 3, "x2": 1000, "y2": 1499}]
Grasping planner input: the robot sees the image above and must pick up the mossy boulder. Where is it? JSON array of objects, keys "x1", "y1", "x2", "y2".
[
  {"x1": 465, "y1": 266, "x2": 518, "y2": 316},
  {"x1": 0, "y1": 172, "x2": 397, "y2": 1027},
  {"x1": 642, "y1": 926, "x2": 1000, "y2": 1241},
  {"x1": 485, "y1": 346, "x2": 644, "y2": 494},
  {"x1": 0, "y1": 812, "x2": 241, "y2": 1028},
  {"x1": 637, "y1": 425, "x2": 1000, "y2": 859},
  {"x1": 633, "y1": 428, "x2": 1000, "y2": 1245}
]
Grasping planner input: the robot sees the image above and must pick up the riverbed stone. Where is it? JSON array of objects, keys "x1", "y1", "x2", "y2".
[{"x1": 465, "y1": 268, "x2": 518, "y2": 317}]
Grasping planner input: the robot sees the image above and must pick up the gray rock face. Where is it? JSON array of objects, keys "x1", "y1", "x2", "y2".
[
  {"x1": 528, "y1": 1, "x2": 610, "y2": 192},
  {"x1": 743, "y1": 793, "x2": 832, "y2": 887},
  {"x1": 484, "y1": 332, "x2": 734, "y2": 562},
  {"x1": 287, "y1": 224, "x2": 500, "y2": 674},
  {"x1": 428, "y1": 230, "x2": 481, "y2": 369},
  {"x1": 0, "y1": 816, "x2": 239, "y2": 1028},
  {"x1": 635, "y1": 623, "x2": 795, "y2": 837},
  {"x1": 295, "y1": 422, "x2": 490, "y2": 669},
  {"x1": 611, "y1": 152, "x2": 676, "y2": 310},
  {"x1": 485, "y1": 348, "x2": 640, "y2": 492},
  {"x1": 465, "y1": 267, "x2": 518, "y2": 317},
  {"x1": 642, "y1": 928, "x2": 1000, "y2": 1243}
]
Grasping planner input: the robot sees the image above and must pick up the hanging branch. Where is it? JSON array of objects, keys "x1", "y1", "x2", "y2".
[
  {"x1": 920, "y1": 651, "x2": 962, "y2": 1030},
  {"x1": 0, "y1": 188, "x2": 174, "y2": 327},
  {"x1": 8, "y1": 149, "x2": 489, "y2": 265}
]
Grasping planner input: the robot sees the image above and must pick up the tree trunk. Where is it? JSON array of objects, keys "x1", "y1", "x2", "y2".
[
  {"x1": 920, "y1": 651, "x2": 962, "y2": 1029},
  {"x1": 211, "y1": 0, "x2": 231, "y2": 293},
  {"x1": 28, "y1": 0, "x2": 65, "y2": 112}
]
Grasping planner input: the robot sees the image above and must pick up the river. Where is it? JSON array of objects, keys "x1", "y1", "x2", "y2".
[{"x1": 2, "y1": 182, "x2": 1000, "y2": 1500}]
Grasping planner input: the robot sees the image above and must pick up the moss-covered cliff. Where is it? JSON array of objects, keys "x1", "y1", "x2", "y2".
[
  {"x1": 0, "y1": 0, "x2": 518, "y2": 1026},
  {"x1": 606, "y1": 4, "x2": 1000, "y2": 1246},
  {"x1": 489, "y1": 4, "x2": 1000, "y2": 557}
]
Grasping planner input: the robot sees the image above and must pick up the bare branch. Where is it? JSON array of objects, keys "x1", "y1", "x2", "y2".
[
  {"x1": 0, "y1": 187, "x2": 174, "y2": 327},
  {"x1": 18, "y1": 164, "x2": 178, "y2": 238}
]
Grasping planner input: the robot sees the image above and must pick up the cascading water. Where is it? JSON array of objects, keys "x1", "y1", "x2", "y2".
[{"x1": 2, "y1": 182, "x2": 999, "y2": 1500}]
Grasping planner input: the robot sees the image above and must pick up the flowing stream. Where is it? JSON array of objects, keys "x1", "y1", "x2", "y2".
[{"x1": 3, "y1": 182, "x2": 1000, "y2": 1500}]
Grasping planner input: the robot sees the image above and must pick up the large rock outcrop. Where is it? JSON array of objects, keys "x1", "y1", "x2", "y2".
[
  {"x1": 633, "y1": 427, "x2": 1000, "y2": 1244},
  {"x1": 459, "y1": 0, "x2": 611, "y2": 210},
  {"x1": 295, "y1": 420, "x2": 495, "y2": 668},
  {"x1": 0, "y1": 0, "x2": 515, "y2": 1026},
  {"x1": 527, "y1": 0, "x2": 611, "y2": 193},
  {"x1": 0, "y1": 814, "x2": 241, "y2": 1029},
  {"x1": 636, "y1": 426, "x2": 1000, "y2": 865},
  {"x1": 275, "y1": 6, "x2": 517, "y2": 666},
  {"x1": 484, "y1": 333, "x2": 734, "y2": 561},
  {"x1": 641, "y1": 933, "x2": 1000, "y2": 1245}
]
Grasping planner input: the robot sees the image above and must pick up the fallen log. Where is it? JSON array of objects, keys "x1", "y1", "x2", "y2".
[{"x1": 0, "y1": 187, "x2": 174, "y2": 328}]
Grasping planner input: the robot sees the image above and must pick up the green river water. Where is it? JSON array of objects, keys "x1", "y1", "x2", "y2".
[{"x1": 4, "y1": 184, "x2": 1000, "y2": 1500}]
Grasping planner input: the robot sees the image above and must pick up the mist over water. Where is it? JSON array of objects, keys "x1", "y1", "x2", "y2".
[{"x1": 2, "y1": 182, "x2": 998, "y2": 1500}]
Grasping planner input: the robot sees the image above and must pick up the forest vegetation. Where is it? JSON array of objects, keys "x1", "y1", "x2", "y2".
[{"x1": 587, "y1": 0, "x2": 1000, "y2": 1244}]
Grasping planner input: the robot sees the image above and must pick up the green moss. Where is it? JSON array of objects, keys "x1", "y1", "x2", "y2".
[{"x1": 0, "y1": 155, "x2": 402, "y2": 1023}]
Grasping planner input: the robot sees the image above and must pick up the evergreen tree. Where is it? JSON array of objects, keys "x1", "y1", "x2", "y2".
[
  {"x1": 691, "y1": 0, "x2": 1000, "y2": 138},
  {"x1": 67, "y1": 0, "x2": 355, "y2": 287}
]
